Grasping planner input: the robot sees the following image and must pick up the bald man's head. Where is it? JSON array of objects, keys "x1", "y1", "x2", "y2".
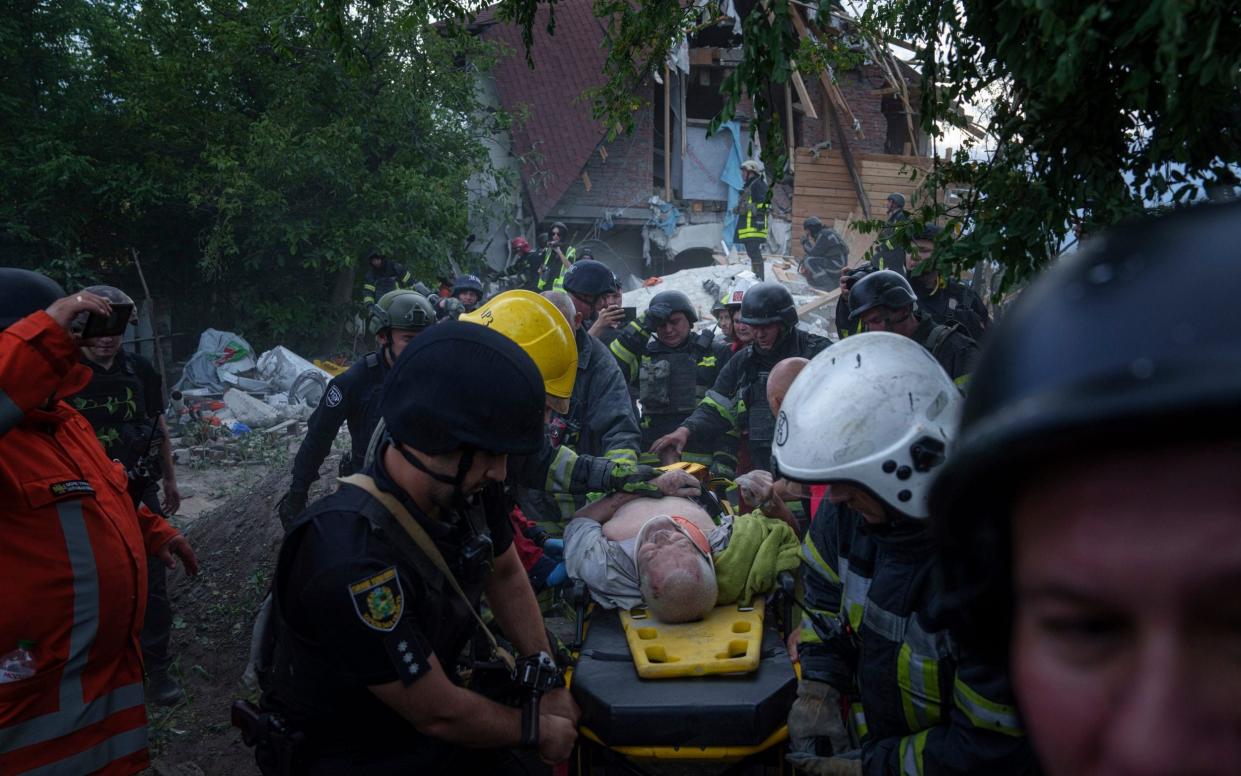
[
  {"x1": 767, "y1": 357, "x2": 809, "y2": 416},
  {"x1": 542, "y1": 290, "x2": 582, "y2": 331}
]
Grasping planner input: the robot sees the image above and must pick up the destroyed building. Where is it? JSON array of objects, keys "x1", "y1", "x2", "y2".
[{"x1": 464, "y1": 0, "x2": 935, "y2": 287}]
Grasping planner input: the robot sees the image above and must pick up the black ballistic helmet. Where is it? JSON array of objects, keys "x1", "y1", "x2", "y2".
[
  {"x1": 738, "y1": 282, "x2": 798, "y2": 328},
  {"x1": 382, "y1": 322, "x2": 545, "y2": 456},
  {"x1": 0, "y1": 268, "x2": 65, "y2": 329},
  {"x1": 929, "y1": 201, "x2": 1241, "y2": 661},
  {"x1": 848, "y1": 270, "x2": 916, "y2": 320},
  {"x1": 646, "y1": 290, "x2": 698, "y2": 325},
  {"x1": 562, "y1": 259, "x2": 619, "y2": 298}
]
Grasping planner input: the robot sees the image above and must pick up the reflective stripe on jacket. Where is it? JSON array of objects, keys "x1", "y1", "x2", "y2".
[
  {"x1": 737, "y1": 178, "x2": 770, "y2": 240},
  {"x1": 799, "y1": 500, "x2": 1033, "y2": 776},
  {"x1": 0, "y1": 312, "x2": 180, "y2": 775},
  {"x1": 537, "y1": 245, "x2": 576, "y2": 291}
]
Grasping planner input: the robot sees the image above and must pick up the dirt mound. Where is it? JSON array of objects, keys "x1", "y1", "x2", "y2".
[{"x1": 148, "y1": 462, "x2": 338, "y2": 776}]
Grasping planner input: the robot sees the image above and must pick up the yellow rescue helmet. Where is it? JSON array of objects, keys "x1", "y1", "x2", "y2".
[{"x1": 460, "y1": 289, "x2": 578, "y2": 414}]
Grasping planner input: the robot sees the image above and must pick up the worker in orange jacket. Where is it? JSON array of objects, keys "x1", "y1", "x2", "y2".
[{"x1": 0, "y1": 269, "x2": 199, "y2": 776}]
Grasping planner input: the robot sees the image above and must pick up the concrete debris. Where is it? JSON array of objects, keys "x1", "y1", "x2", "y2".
[
  {"x1": 223, "y1": 388, "x2": 281, "y2": 429},
  {"x1": 620, "y1": 253, "x2": 838, "y2": 338},
  {"x1": 257, "y1": 346, "x2": 334, "y2": 394}
]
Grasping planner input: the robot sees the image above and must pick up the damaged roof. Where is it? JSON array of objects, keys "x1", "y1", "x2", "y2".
[{"x1": 474, "y1": 0, "x2": 610, "y2": 223}]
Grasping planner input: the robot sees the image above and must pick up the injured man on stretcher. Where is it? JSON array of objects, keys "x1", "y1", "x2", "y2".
[{"x1": 564, "y1": 469, "x2": 801, "y2": 624}]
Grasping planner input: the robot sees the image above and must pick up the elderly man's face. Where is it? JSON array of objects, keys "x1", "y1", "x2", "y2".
[
  {"x1": 1011, "y1": 444, "x2": 1241, "y2": 776},
  {"x1": 637, "y1": 526, "x2": 699, "y2": 584}
]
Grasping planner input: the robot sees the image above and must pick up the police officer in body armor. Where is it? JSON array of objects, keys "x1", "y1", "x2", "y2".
[
  {"x1": 906, "y1": 225, "x2": 990, "y2": 341},
  {"x1": 257, "y1": 323, "x2": 579, "y2": 774},
  {"x1": 650, "y1": 282, "x2": 831, "y2": 474},
  {"x1": 800, "y1": 216, "x2": 850, "y2": 291},
  {"x1": 278, "y1": 289, "x2": 435, "y2": 527},
  {"x1": 71, "y1": 284, "x2": 187, "y2": 705},
  {"x1": 609, "y1": 290, "x2": 733, "y2": 468},
  {"x1": 849, "y1": 270, "x2": 979, "y2": 387}
]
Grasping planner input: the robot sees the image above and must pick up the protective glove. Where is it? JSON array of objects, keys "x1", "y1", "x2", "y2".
[
  {"x1": 646, "y1": 303, "x2": 671, "y2": 326},
  {"x1": 788, "y1": 680, "x2": 852, "y2": 760},
  {"x1": 786, "y1": 751, "x2": 862, "y2": 776},
  {"x1": 277, "y1": 488, "x2": 309, "y2": 530},
  {"x1": 608, "y1": 463, "x2": 661, "y2": 497},
  {"x1": 542, "y1": 537, "x2": 564, "y2": 561},
  {"x1": 442, "y1": 297, "x2": 467, "y2": 319},
  {"x1": 735, "y1": 469, "x2": 775, "y2": 508}
]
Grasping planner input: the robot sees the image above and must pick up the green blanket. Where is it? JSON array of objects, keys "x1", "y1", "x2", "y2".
[{"x1": 713, "y1": 512, "x2": 801, "y2": 605}]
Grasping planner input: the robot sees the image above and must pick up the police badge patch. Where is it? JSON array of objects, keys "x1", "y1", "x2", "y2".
[
  {"x1": 324, "y1": 384, "x2": 343, "y2": 408},
  {"x1": 349, "y1": 567, "x2": 404, "y2": 631}
]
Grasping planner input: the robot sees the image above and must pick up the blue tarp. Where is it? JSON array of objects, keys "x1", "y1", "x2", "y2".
[{"x1": 720, "y1": 120, "x2": 745, "y2": 248}]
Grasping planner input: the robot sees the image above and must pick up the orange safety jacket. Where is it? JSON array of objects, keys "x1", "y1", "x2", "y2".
[{"x1": 0, "y1": 311, "x2": 180, "y2": 775}]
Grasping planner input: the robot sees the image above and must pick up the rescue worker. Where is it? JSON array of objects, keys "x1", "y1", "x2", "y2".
[
  {"x1": 451, "y1": 274, "x2": 484, "y2": 313},
  {"x1": 71, "y1": 284, "x2": 185, "y2": 704},
  {"x1": 361, "y1": 251, "x2": 415, "y2": 306},
  {"x1": 258, "y1": 323, "x2": 579, "y2": 773},
  {"x1": 872, "y1": 193, "x2": 910, "y2": 277},
  {"x1": 651, "y1": 282, "x2": 831, "y2": 474},
  {"x1": 510, "y1": 236, "x2": 539, "y2": 290},
  {"x1": 736, "y1": 160, "x2": 770, "y2": 280},
  {"x1": 929, "y1": 202, "x2": 1241, "y2": 776},
  {"x1": 0, "y1": 269, "x2": 198, "y2": 775},
  {"x1": 849, "y1": 270, "x2": 979, "y2": 386},
  {"x1": 435, "y1": 274, "x2": 484, "y2": 320},
  {"x1": 610, "y1": 290, "x2": 732, "y2": 469},
  {"x1": 835, "y1": 265, "x2": 872, "y2": 339},
  {"x1": 536, "y1": 222, "x2": 576, "y2": 292},
  {"x1": 522, "y1": 289, "x2": 641, "y2": 524},
  {"x1": 721, "y1": 275, "x2": 756, "y2": 352},
  {"x1": 583, "y1": 268, "x2": 626, "y2": 344},
  {"x1": 906, "y1": 226, "x2": 990, "y2": 341},
  {"x1": 561, "y1": 259, "x2": 622, "y2": 340},
  {"x1": 454, "y1": 290, "x2": 662, "y2": 507},
  {"x1": 800, "y1": 216, "x2": 849, "y2": 290},
  {"x1": 775, "y1": 333, "x2": 1033, "y2": 776},
  {"x1": 278, "y1": 289, "x2": 435, "y2": 527}
]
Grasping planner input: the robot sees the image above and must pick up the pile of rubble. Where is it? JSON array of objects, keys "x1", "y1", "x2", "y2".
[
  {"x1": 621, "y1": 252, "x2": 841, "y2": 339},
  {"x1": 168, "y1": 329, "x2": 339, "y2": 463}
]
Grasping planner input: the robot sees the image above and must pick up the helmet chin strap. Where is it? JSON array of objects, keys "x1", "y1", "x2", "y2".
[{"x1": 394, "y1": 443, "x2": 476, "y2": 513}]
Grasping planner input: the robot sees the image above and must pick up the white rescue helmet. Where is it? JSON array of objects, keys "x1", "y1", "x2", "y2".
[
  {"x1": 772, "y1": 332, "x2": 961, "y2": 519},
  {"x1": 740, "y1": 159, "x2": 765, "y2": 176},
  {"x1": 724, "y1": 275, "x2": 756, "y2": 308}
]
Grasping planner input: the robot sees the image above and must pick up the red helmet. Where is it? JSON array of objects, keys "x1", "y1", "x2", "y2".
[{"x1": 510, "y1": 236, "x2": 531, "y2": 253}]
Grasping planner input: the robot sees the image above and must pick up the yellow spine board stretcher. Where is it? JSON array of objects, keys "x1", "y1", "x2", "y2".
[{"x1": 621, "y1": 598, "x2": 765, "y2": 678}]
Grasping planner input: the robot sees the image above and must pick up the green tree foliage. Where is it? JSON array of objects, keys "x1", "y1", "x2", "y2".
[
  {"x1": 1, "y1": 0, "x2": 507, "y2": 352},
  {"x1": 493, "y1": 0, "x2": 1239, "y2": 290}
]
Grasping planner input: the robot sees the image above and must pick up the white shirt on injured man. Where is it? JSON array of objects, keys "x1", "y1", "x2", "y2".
[{"x1": 563, "y1": 496, "x2": 733, "y2": 611}]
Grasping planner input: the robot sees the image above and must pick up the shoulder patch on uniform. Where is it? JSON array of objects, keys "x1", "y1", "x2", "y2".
[
  {"x1": 324, "y1": 384, "x2": 343, "y2": 408},
  {"x1": 50, "y1": 480, "x2": 94, "y2": 498},
  {"x1": 348, "y1": 567, "x2": 404, "y2": 631}
]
